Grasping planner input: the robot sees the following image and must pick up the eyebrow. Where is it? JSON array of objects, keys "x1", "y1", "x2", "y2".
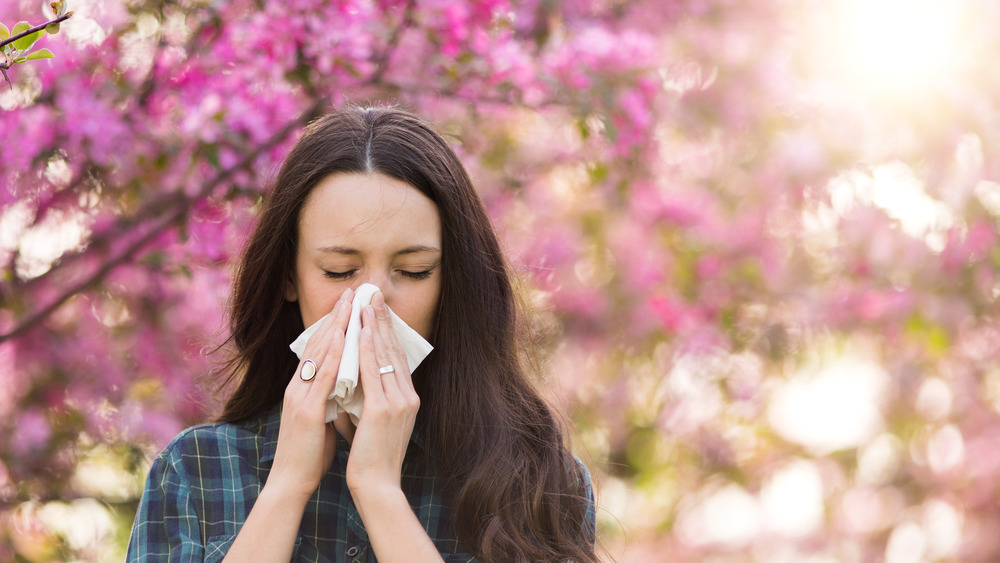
[{"x1": 316, "y1": 245, "x2": 441, "y2": 257}]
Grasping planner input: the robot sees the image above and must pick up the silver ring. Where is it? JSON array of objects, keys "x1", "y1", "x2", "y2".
[
  {"x1": 300, "y1": 359, "x2": 317, "y2": 381},
  {"x1": 378, "y1": 364, "x2": 395, "y2": 375}
]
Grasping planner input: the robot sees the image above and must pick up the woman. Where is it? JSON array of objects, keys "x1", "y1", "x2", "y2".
[{"x1": 127, "y1": 107, "x2": 598, "y2": 562}]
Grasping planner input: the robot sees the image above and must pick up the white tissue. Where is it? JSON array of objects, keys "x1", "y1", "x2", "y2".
[{"x1": 288, "y1": 283, "x2": 434, "y2": 423}]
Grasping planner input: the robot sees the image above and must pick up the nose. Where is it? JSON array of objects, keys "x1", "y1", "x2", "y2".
[{"x1": 354, "y1": 271, "x2": 392, "y2": 301}]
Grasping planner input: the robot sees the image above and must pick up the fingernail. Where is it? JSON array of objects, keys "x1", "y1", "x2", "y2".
[
  {"x1": 340, "y1": 288, "x2": 352, "y2": 300},
  {"x1": 372, "y1": 292, "x2": 385, "y2": 311}
]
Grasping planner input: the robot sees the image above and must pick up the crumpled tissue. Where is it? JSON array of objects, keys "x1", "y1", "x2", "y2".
[{"x1": 289, "y1": 283, "x2": 433, "y2": 423}]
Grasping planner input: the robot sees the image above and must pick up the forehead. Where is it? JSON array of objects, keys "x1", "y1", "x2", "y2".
[{"x1": 298, "y1": 172, "x2": 441, "y2": 250}]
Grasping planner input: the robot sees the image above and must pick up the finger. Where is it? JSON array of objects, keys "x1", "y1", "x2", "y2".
[
  {"x1": 298, "y1": 301, "x2": 340, "y2": 364},
  {"x1": 370, "y1": 292, "x2": 413, "y2": 394},
  {"x1": 294, "y1": 288, "x2": 353, "y2": 396},
  {"x1": 310, "y1": 289, "x2": 354, "y2": 402},
  {"x1": 289, "y1": 318, "x2": 332, "y2": 395},
  {"x1": 301, "y1": 288, "x2": 352, "y2": 365},
  {"x1": 295, "y1": 326, "x2": 335, "y2": 388},
  {"x1": 372, "y1": 293, "x2": 403, "y2": 353},
  {"x1": 370, "y1": 310, "x2": 403, "y2": 397},
  {"x1": 359, "y1": 320, "x2": 388, "y2": 404}
]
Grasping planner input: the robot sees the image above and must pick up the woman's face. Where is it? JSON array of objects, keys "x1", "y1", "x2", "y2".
[{"x1": 285, "y1": 172, "x2": 442, "y2": 340}]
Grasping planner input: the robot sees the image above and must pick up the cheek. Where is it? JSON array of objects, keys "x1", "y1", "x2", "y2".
[
  {"x1": 297, "y1": 278, "x2": 342, "y2": 327},
  {"x1": 392, "y1": 287, "x2": 440, "y2": 340}
]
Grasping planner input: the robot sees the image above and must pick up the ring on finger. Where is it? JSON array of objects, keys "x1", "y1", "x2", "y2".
[
  {"x1": 300, "y1": 359, "x2": 318, "y2": 381},
  {"x1": 378, "y1": 364, "x2": 395, "y2": 376}
]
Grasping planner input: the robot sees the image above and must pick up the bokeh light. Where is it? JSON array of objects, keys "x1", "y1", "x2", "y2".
[{"x1": 805, "y1": 0, "x2": 970, "y2": 100}]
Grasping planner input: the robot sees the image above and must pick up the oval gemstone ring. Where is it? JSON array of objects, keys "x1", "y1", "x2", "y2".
[{"x1": 300, "y1": 359, "x2": 318, "y2": 381}]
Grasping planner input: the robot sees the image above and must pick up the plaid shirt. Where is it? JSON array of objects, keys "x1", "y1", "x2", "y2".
[{"x1": 127, "y1": 405, "x2": 595, "y2": 562}]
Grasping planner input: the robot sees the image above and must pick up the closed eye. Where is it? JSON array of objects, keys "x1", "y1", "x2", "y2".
[
  {"x1": 323, "y1": 270, "x2": 357, "y2": 280},
  {"x1": 400, "y1": 269, "x2": 434, "y2": 280}
]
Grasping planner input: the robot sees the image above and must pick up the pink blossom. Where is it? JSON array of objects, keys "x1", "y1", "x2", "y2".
[
  {"x1": 3, "y1": 0, "x2": 1000, "y2": 559},
  {"x1": 650, "y1": 296, "x2": 696, "y2": 333},
  {"x1": 10, "y1": 410, "x2": 51, "y2": 456}
]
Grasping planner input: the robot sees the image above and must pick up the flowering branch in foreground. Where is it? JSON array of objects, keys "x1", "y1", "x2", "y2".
[{"x1": 0, "y1": 1, "x2": 73, "y2": 89}]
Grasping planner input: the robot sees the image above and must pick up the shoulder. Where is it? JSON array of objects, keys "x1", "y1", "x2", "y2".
[
  {"x1": 567, "y1": 454, "x2": 593, "y2": 494},
  {"x1": 148, "y1": 411, "x2": 273, "y2": 481},
  {"x1": 569, "y1": 455, "x2": 597, "y2": 545},
  {"x1": 130, "y1": 412, "x2": 277, "y2": 551},
  {"x1": 156, "y1": 420, "x2": 249, "y2": 459}
]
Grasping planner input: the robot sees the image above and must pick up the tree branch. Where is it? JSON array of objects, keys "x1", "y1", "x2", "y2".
[
  {"x1": 368, "y1": 0, "x2": 416, "y2": 84},
  {"x1": 0, "y1": 100, "x2": 325, "y2": 344},
  {"x1": 0, "y1": 12, "x2": 73, "y2": 51}
]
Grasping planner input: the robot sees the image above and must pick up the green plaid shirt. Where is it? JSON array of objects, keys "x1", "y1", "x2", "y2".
[{"x1": 127, "y1": 405, "x2": 595, "y2": 562}]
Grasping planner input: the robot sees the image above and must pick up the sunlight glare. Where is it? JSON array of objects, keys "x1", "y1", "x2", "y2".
[
  {"x1": 847, "y1": 0, "x2": 954, "y2": 80},
  {"x1": 768, "y1": 356, "x2": 887, "y2": 454},
  {"x1": 827, "y1": 162, "x2": 953, "y2": 251},
  {"x1": 885, "y1": 521, "x2": 927, "y2": 563},
  {"x1": 812, "y1": 0, "x2": 966, "y2": 99},
  {"x1": 760, "y1": 460, "x2": 824, "y2": 537},
  {"x1": 676, "y1": 482, "x2": 761, "y2": 549},
  {"x1": 14, "y1": 208, "x2": 92, "y2": 280}
]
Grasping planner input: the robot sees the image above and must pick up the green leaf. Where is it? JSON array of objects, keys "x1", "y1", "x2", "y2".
[
  {"x1": 12, "y1": 22, "x2": 45, "y2": 52},
  {"x1": 0, "y1": 22, "x2": 10, "y2": 41},
  {"x1": 15, "y1": 29, "x2": 45, "y2": 52},
  {"x1": 45, "y1": 22, "x2": 61, "y2": 34},
  {"x1": 10, "y1": 21, "x2": 29, "y2": 36},
  {"x1": 13, "y1": 56, "x2": 26, "y2": 64},
  {"x1": 25, "y1": 48, "x2": 54, "y2": 61}
]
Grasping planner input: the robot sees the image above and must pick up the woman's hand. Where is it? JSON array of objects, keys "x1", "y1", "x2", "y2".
[
  {"x1": 345, "y1": 290, "x2": 421, "y2": 494},
  {"x1": 268, "y1": 287, "x2": 354, "y2": 502},
  {"x1": 345, "y1": 290, "x2": 443, "y2": 562}
]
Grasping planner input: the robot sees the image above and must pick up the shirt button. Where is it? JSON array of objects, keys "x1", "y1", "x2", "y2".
[{"x1": 346, "y1": 546, "x2": 360, "y2": 557}]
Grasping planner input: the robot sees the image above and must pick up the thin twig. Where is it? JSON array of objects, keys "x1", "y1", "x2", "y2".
[
  {"x1": 137, "y1": 6, "x2": 221, "y2": 108},
  {"x1": 369, "y1": 0, "x2": 416, "y2": 84},
  {"x1": 0, "y1": 13, "x2": 73, "y2": 51}
]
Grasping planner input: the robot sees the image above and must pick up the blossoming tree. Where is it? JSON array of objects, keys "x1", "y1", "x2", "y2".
[{"x1": 2, "y1": 0, "x2": 999, "y2": 560}]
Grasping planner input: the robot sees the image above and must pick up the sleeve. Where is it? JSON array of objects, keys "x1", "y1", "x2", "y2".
[{"x1": 126, "y1": 443, "x2": 205, "y2": 562}]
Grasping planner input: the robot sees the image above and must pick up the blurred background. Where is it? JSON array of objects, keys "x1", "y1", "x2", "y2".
[{"x1": 1, "y1": 0, "x2": 999, "y2": 561}]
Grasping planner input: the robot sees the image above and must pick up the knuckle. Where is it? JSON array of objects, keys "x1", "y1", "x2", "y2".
[{"x1": 405, "y1": 394, "x2": 420, "y2": 410}]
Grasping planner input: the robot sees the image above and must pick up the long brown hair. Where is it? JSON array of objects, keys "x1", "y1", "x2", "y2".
[{"x1": 219, "y1": 106, "x2": 598, "y2": 562}]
